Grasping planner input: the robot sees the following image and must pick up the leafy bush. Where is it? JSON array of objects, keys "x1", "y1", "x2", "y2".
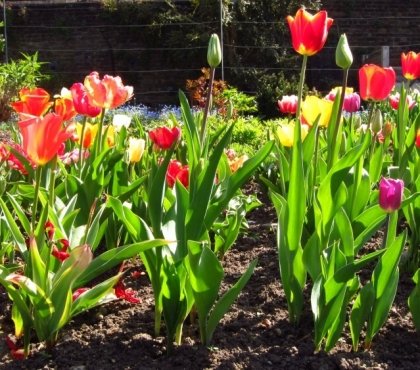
[{"x1": 0, "y1": 53, "x2": 49, "y2": 122}]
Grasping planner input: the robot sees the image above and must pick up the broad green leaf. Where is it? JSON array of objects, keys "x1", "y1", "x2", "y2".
[{"x1": 0, "y1": 196, "x2": 27, "y2": 256}]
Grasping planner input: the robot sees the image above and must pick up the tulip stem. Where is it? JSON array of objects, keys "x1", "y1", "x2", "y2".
[
  {"x1": 382, "y1": 212, "x2": 397, "y2": 249},
  {"x1": 295, "y1": 55, "x2": 307, "y2": 128},
  {"x1": 95, "y1": 109, "x2": 106, "y2": 158},
  {"x1": 310, "y1": 125, "x2": 320, "y2": 206},
  {"x1": 48, "y1": 156, "x2": 57, "y2": 208},
  {"x1": 31, "y1": 166, "x2": 42, "y2": 232},
  {"x1": 328, "y1": 68, "x2": 348, "y2": 170},
  {"x1": 78, "y1": 116, "x2": 87, "y2": 176},
  {"x1": 200, "y1": 67, "x2": 215, "y2": 146}
]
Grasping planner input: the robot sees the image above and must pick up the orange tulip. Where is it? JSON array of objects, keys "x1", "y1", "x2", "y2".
[
  {"x1": 401, "y1": 51, "x2": 420, "y2": 80},
  {"x1": 416, "y1": 129, "x2": 420, "y2": 149},
  {"x1": 55, "y1": 88, "x2": 77, "y2": 121},
  {"x1": 11, "y1": 87, "x2": 53, "y2": 118},
  {"x1": 359, "y1": 64, "x2": 396, "y2": 101},
  {"x1": 287, "y1": 8, "x2": 333, "y2": 56},
  {"x1": 18, "y1": 113, "x2": 70, "y2": 166},
  {"x1": 84, "y1": 72, "x2": 133, "y2": 109}
]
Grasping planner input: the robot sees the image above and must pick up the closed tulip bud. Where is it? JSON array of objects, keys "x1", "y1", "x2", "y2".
[
  {"x1": 353, "y1": 114, "x2": 362, "y2": 129},
  {"x1": 336, "y1": 34, "x2": 353, "y2": 69},
  {"x1": 379, "y1": 177, "x2": 404, "y2": 213},
  {"x1": 207, "y1": 34, "x2": 222, "y2": 68},
  {"x1": 371, "y1": 108, "x2": 383, "y2": 134}
]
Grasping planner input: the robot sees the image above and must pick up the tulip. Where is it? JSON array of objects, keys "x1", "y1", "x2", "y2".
[
  {"x1": 84, "y1": 72, "x2": 133, "y2": 109},
  {"x1": 228, "y1": 154, "x2": 249, "y2": 173},
  {"x1": 18, "y1": 113, "x2": 69, "y2": 166},
  {"x1": 287, "y1": 7, "x2": 333, "y2": 56},
  {"x1": 0, "y1": 142, "x2": 33, "y2": 175},
  {"x1": 76, "y1": 122, "x2": 98, "y2": 149},
  {"x1": 415, "y1": 129, "x2": 420, "y2": 149},
  {"x1": 276, "y1": 122, "x2": 309, "y2": 147},
  {"x1": 72, "y1": 287, "x2": 90, "y2": 301},
  {"x1": 166, "y1": 160, "x2": 189, "y2": 188},
  {"x1": 51, "y1": 239, "x2": 70, "y2": 262},
  {"x1": 114, "y1": 281, "x2": 141, "y2": 303},
  {"x1": 11, "y1": 87, "x2": 53, "y2": 118},
  {"x1": 54, "y1": 87, "x2": 77, "y2": 121},
  {"x1": 207, "y1": 33, "x2": 222, "y2": 68},
  {"x1": 149, "y1": 126, "x2": 181, "y2": 150},
  {"x1": 401, "y1": 51, "x2": 420, "y2": 80},
  {"x1": 44, "y1": 220, "x2": 55, "y2": 241},
  {"x1": 277, "y1": 95, "x2": 298, "y2": 115},
  {"x1": 112, "y1": 114, "x2": 132, "y2": 132},
  {"x1": 301, "y1": 96, "x2": 333, "y2": 127},
  {"x1": 378, "y1": 177, "x2": 404, "y2": 213},
  {"x1": 359, "y1": 64, "x2": 396, "y2": 101},
  {"x1": 70, "y1": 83, "x2": 101, "y2": 118},
  {"x1": 389, "y1": 92, "x2": 416, "y2": 111},
  {"x1": 326, "y1": 87, "x2": 360, "y2": 113},
  {"x1": 371, "y1": 108, "x2": 383, "y2": 134},
  {"x1": 106, "y1": 125, "x2": 115, "y2": 148},
  {"x1": 128, "y1": 137, "x2": 145, "y2": 163},
  {"x1": 336, "y1": 33, "x2": 353, "y2": 69}
]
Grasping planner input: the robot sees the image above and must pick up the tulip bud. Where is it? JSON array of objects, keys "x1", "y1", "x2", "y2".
[
  {"x1": 370, "y1": 108, "x2": 383, "y2": 134},
  {"x1": 382, "y1": 121, "x2": 393, "y2": 137},
  {"x1": 207, "y1": 34, "x2": 222, "y2": 68},
  {"x1": 353, "y1": 114, "x2": 362, "y2": 129},
  {"x1": 379, "y1": 177, "x2": 404, "y2": 213},
  {"x1": 336, "y1": 34, "x2": 353, "y2": 69}
]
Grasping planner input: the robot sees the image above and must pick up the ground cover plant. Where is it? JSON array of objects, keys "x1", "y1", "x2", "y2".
[{"x1": 0, "y1": 5, "x2": 419, "y2": 369}]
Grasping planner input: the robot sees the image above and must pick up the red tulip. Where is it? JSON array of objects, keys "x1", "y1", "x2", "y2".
[
  {"x1": 149, "y1": 126, "x2": 181, "y2": 150},
  {"x1": 18, "y1": 113, "x2": 70, "y2": 166},
  {"x1": 70, "y1": 83, "x2": 101, "y2": 118},
  {"x1": 166, "y1": 160, "x2": 189, "y2": 188},
  {"x1": 51, "y1": 239, "x2": 70, "y2": 262},
  {"x1": 0, "y1": 141, "x2": 33, "y2": 174},
  {"x1": 11, "y1": 87, "x2": 53, "y2": 119},
  {"x1": 401, "y1": 51, "x2": 420, "y2": 80},
  {"x1": 379, "y1": 177, "x2": 404, "y2": 213},
  {"x1": 389, "y1": 92, "x2": 416, "y2": 111},
  {"x1": 287, "y1": 8, "x2": 333, "y2": 56},
  {"x1": 415, "y1": 129, "x2": 420, "y2": 149},
  {"x1": 277, "y1": 95, "x2": 298, "y2": 114},
  {"x1": 359, "y1": 64, "x2": 396, "y2": 101},
  {"x1": 84, "y1": 72, "x2": 133, "y2": 109}
]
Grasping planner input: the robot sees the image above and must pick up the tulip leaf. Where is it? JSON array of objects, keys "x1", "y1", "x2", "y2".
[
  {"x1": 206, "y1": 258, "x2": 257, "y2": 344},
  {"x1": 75, "y1": 239, "x2": 167, "y2": 287},
  {"x1": 408, "y1": 269, "x2": 420, "y2": 330}
]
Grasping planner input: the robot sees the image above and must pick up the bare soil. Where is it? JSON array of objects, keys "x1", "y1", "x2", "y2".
[{"x1": 0, "y1": 185, "x2": 419, "y2": 369}]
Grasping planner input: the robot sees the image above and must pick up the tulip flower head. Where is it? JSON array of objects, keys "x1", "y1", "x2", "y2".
[
  {"x1": 389, "y1": 92, "x2": 416, "y2": 111},
  {"x1": 128, "y1": 137, "x2": 145, "y2": 163},
  {"x1": 276, "y1": 122, "x2": 309, "y2": 147},
  {"x1": 84, "y1": 72, "x2": 134, "y2": 110},
  {"x1": 287, "y1": 7, "x2": 333, "y2": 56},
  {"x1": 401, "y1": 51, "x2": 420, "y2": 80},
  {"x1": 112, "y1": 114, "x2": 132, "y2": 132},
  {"x1": 301, "y1": 95, "x2": 333, "y2": 127},
  {"x1": 359, "y1": 64, "x2": 396, "y2": 101},
  {"x1": 70, "y1": 83, "x2": 101, "y2": 118},
  {"x1": 149, "y1": 126, "x2": 181, "y2": 150},
  {"x1": 76, "y1": 122, "x2": 99, "y2": 149},
  {"x1": 277, "y1": 95, "x2": 298, "y2": 115},
  {"x1": 54, "y1": 87, "x2": 77, "y2": 121},
  {"x1": 228, "y1": 154, "x2": 249, "y2": 173},
  {"x1": 326, "y1": 87, "x2": 360, "y2": 113},
  {"x1": 416, "y1": 129, "x2": 420, "y2": 149},
  {"x1": 11, "y1": 87, "x2": 53, "y2": 119},
  {"x1": 166, "y1": 160, "x2": 189, "y2": 188},
  {"x1": 379, "y1": 177, "x2": 404, "y2": 213},
  {"x1": 18, "y1": 113, "x2": 70, "y2": 166}
]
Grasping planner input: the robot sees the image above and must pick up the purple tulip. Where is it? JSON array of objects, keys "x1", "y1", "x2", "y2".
[
  {"x1": 379, "y1": 178, "x2": 404, "y2": 213},
  {"x1": 343, "y1": 92, "x2": 361, "y2": 113}
]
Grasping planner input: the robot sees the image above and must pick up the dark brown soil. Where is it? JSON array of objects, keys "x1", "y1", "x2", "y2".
[{"x1": 0, "y1": 185, "x2": 419, "y2": 370}]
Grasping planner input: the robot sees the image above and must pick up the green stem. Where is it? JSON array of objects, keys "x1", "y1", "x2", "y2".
[
  {"x1": 200, "y1": 67, "x2": 215, "y2": 145},
  {"x1": 328, "y1": 68, "x2": 349, "y2": 169},
  {"x1": 48, "y1": 156, "x2": 57, "y2": 208},
  {"x1": 154, "y1": 306, "x2": 162, "y2": 337},
  {"x1": 78, "y1": 116, "x2": 87, "y2": 176},
  {"x1": 295, "y1": 55, "x2": 308, "y2": 132},
  {"x1": 174, "y1": 323, "x2": 183, "y2": 345},
  {"x1": 310, "y1": 127, "x2": 320, "y2": 206},
  {"x1": 382, "y1": 212, "x2": 398, "y2": 249},
  {"x1": 31, "y1": 166, "x2": 42, "y2": 232},
  {"x1": 94, "y1": 109, "x2": 106, "y2": 158}
]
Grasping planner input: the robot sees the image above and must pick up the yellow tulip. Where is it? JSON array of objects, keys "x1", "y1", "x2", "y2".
[
  {"x1": 301, "y1": 96, "x2": 333, "y2": 127},
  {"x1": 105, "y1": 125, "x2": 115, "y2": 148},
  {"x1": 276, "y1": 122, "x2": 309, "y2": 147},
  {"x1": 128, "y1": 137, "x2": 145, "y2": 163},
  {"x1": 76, "y1": 122, "x2": 99, "y2": 148}
]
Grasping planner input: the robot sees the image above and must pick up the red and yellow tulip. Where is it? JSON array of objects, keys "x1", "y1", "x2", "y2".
[
  {"x1": 287, "y1": 8, "x2": 333, "y2": 56},
  {"x1": 11, "y1": 87, "x2": 53, "y2": 119},
  {"x1": 18, "y1": 113, "x2": 69, "y2": 166},
  {"x1": 359, "y1": 64, "x2": 396, "y2": 101},
  {"x1": 401, "y1": 51, "x2": 420, "y2": 81}
]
